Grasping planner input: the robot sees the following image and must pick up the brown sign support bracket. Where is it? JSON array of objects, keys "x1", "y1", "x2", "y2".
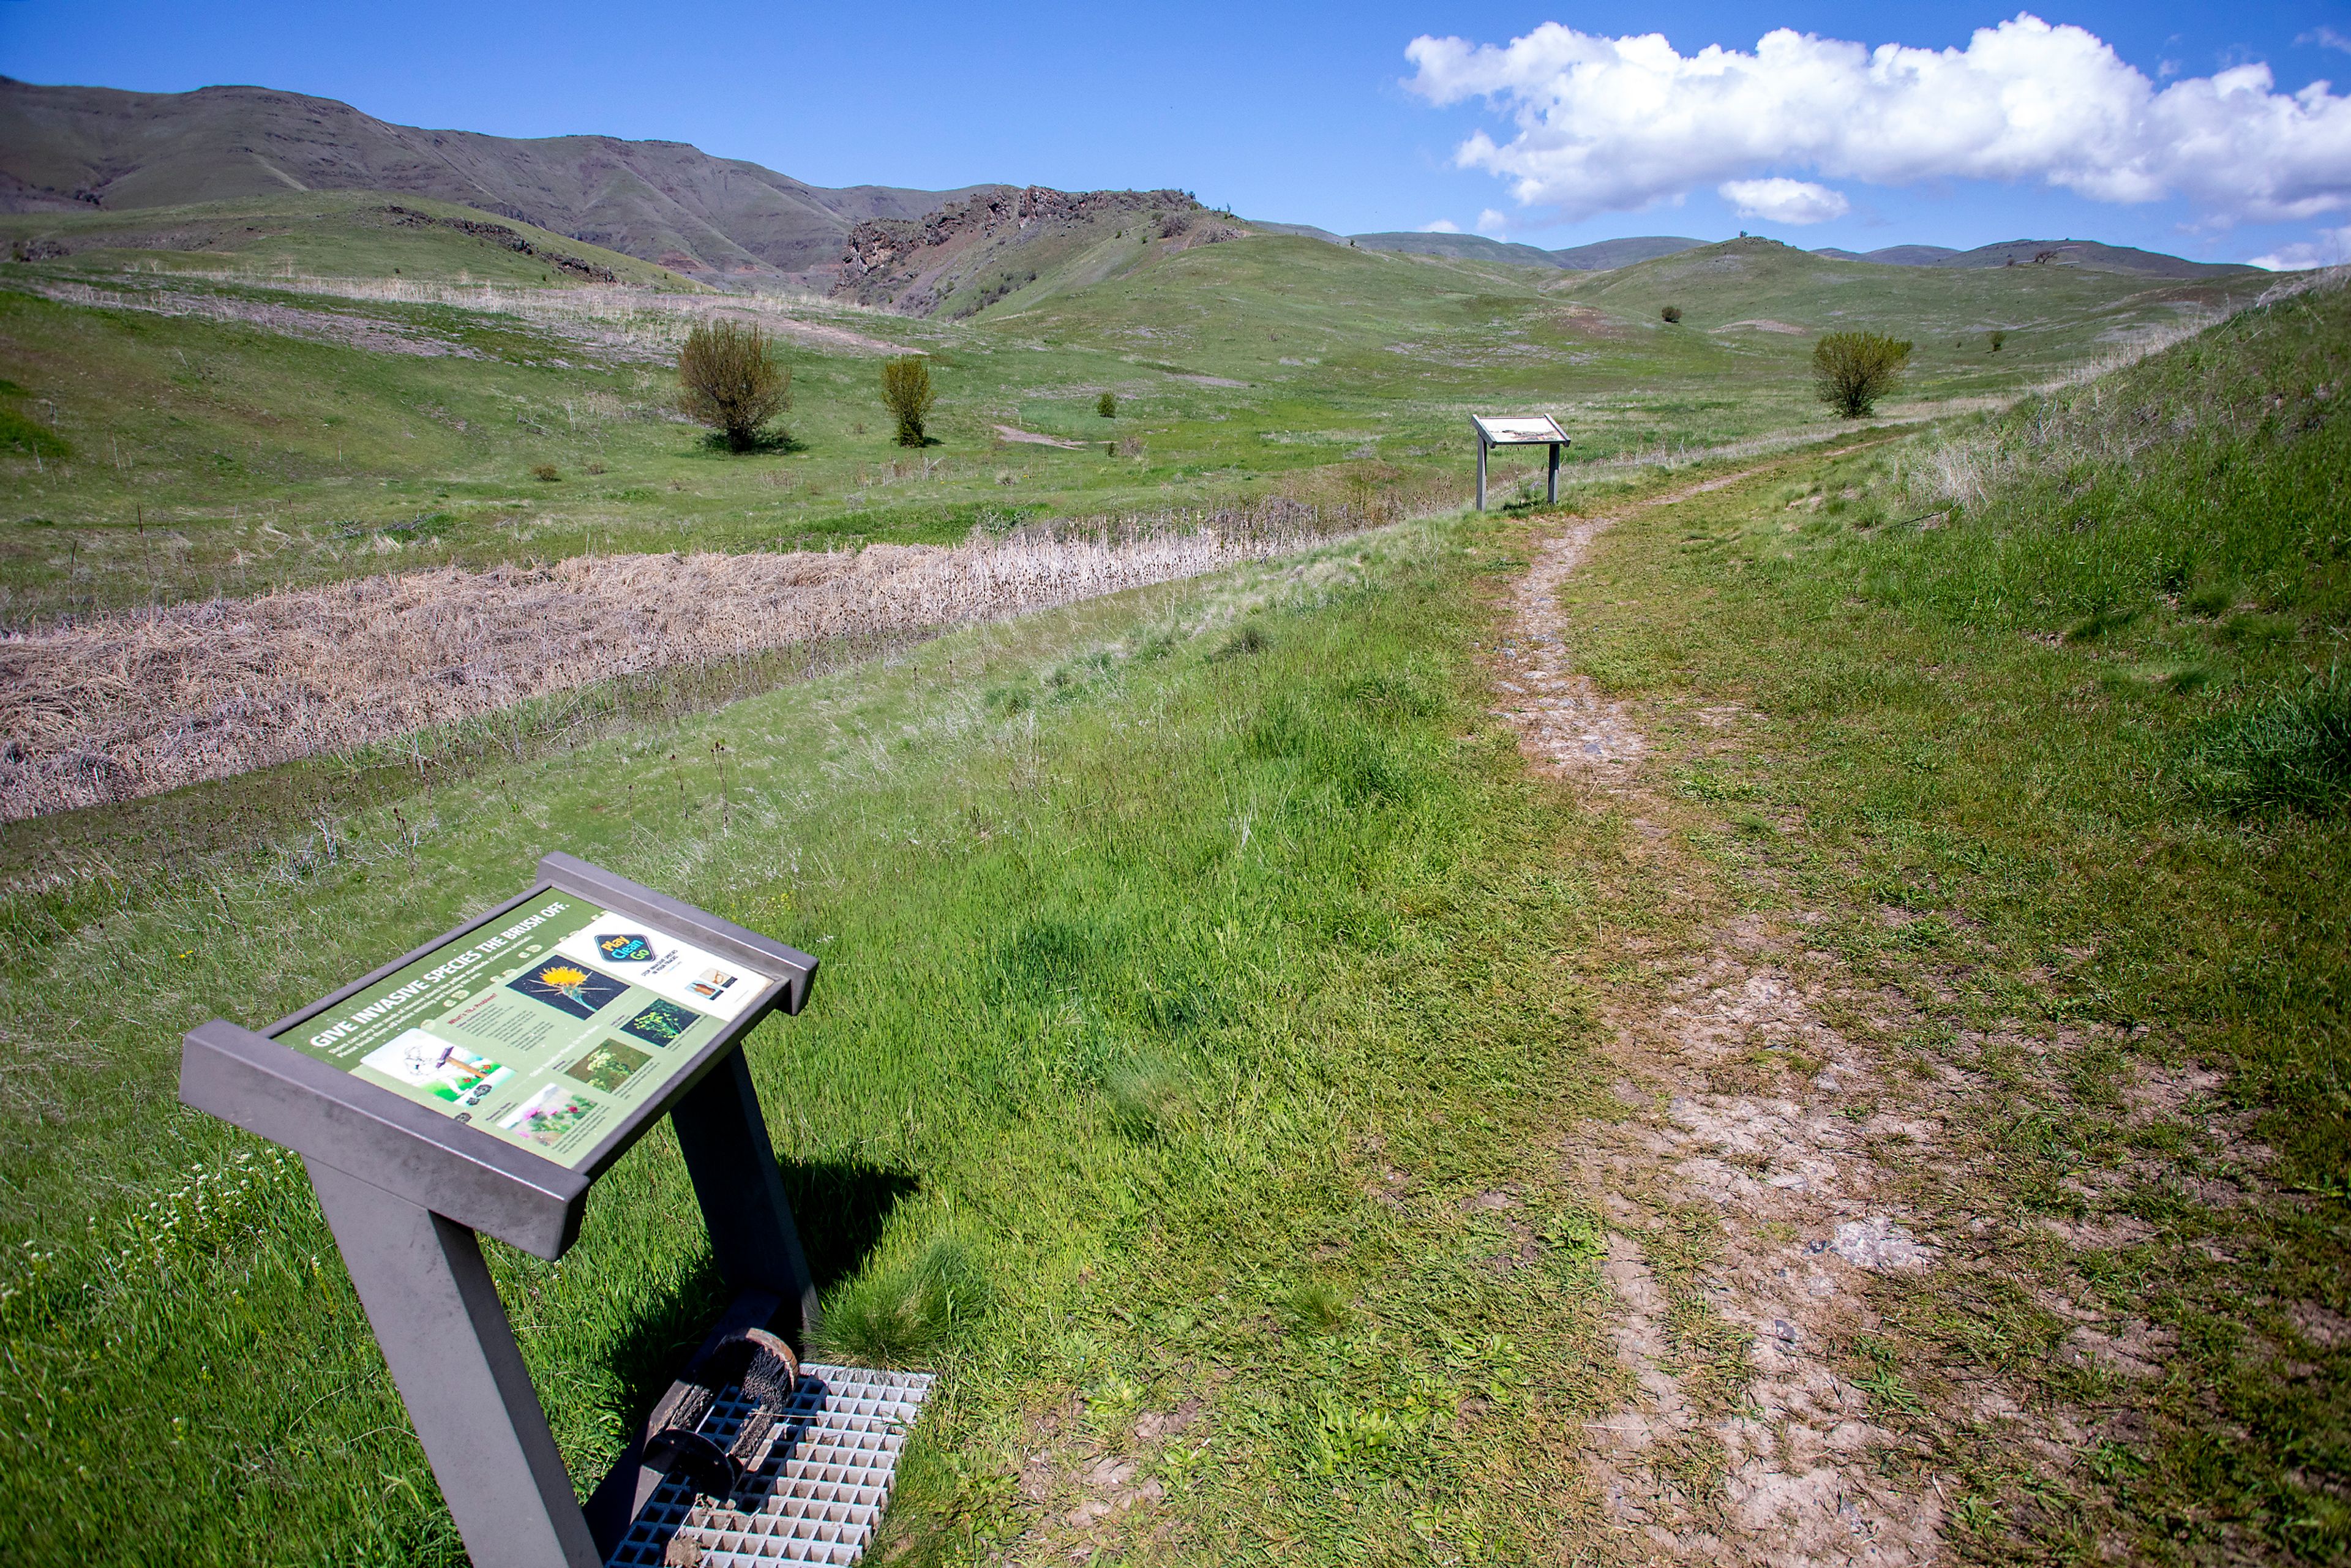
[
  {"x1": 179, "y1": 852, "x2": 820, "y2": 1568},
  {"x1": 1472, "y1": 413, "x2": 1570, "y2": 511}
]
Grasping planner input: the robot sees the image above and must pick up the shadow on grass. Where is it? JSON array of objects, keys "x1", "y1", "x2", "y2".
[
  {"x1": 696, "y1": 429, "x2": 808, "y2": 456},
  {"x1": 597, "y1": 1157, "x2": 919, "y2": 1423}
]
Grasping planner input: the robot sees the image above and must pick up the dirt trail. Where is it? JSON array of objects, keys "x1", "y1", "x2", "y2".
[{"x1": 1492, "y1": 460, "x2": 1959, "y2": 1566}]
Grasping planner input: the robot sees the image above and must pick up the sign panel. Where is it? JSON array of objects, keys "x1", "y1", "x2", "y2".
[
  {"x1": 278, "y1": 892, "x2": 771, "y2": 1169},
  {"x1": 1472, "y1": 414, "x2": 1568, "y2": 445}
]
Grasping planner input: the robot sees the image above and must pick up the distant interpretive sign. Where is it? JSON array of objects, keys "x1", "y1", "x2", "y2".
[
  {"x1": 1471, "y1": 413, "x2": 1569, "y2": 445},
  {"x1": 1469, "y1": 413, "x2": 1571, "y2": 510},
  {"x1": 280, "y1": 893, "x2": 771, "y2": 1169}
]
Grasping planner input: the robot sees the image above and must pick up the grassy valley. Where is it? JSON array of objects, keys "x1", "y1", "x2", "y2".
[
  {"x1": 0, "y1": 208, "x2": 2267, "y2": 625},
  {"x1": 0, "y1": 152, "x2": 2342, "y2": 1568}
]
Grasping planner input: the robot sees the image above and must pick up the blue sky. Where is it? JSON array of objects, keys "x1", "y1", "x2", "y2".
[{"x1": 3, "y1": 2, "x2": 2345, "y2": 265}]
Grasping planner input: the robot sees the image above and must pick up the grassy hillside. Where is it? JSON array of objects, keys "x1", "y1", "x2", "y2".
[
  {"x1": 0, "y1": 223, "x2": 2276, "y2": 626},
  {"x1": 1545, "y1": 270, "x2": 2348, "y2": 1560},
  {"x1": 0, "y1": 77, "x2": 992, "y2": 278},
  {"x1": 0, "y1": 242, "x2": 2340, "y2": 1564},
  {"x1": 0, "y1": 191, "x2": 693, "y2": 287}
]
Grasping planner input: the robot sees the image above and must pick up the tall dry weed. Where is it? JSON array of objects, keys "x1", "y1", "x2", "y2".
[{"x1": 0, "y1": 504, "x2": 1381, "y2": 819}]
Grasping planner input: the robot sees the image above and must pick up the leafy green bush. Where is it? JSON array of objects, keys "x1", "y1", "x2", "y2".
[
  {"x1": 881, "y1": 356, "x2": 936, "y2": 446},
  {"x1": 676, "y1": 320, "x2": 790, "y2": 452},
  {"x1": 1660, "y1": 305, "x2": 1683, "y2": 324},
  {"x1": 2186, "y1": 666, "x2": 2351, "y2": 816},
  {"x1": 813, "y1": 1237, "x2": 989, "y2": 1366},
  {"x1": 1812, "y1": 332, "x2": 1913, "y2": 418},
  {"x1": 1097, "y1": 391, "x2": 1118, "y2": 418}
]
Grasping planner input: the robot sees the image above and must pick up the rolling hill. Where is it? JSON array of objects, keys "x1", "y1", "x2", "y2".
[
  {"x1": 1816, "y1": 238, "x2": 2251, "y2": 279},
  {"x1": 0, "y1": 189, "x2": 694, "y2": 287},
  {"x1": 0, "y1": 77, "x2": 997, "y2": 280},
  {"x1": 1340, "y1": 232, "x2": 1706, "y2": 270}
]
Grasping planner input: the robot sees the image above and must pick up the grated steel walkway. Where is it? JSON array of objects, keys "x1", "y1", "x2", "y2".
[{"x1": 606, "y1": 1364, "x2": 935, "y2": 1567}]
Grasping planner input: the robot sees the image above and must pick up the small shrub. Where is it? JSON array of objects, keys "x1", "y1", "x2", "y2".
[
  {"x1": 1660, "y1": 304, "x2": 1683, "y2": 324},
  {"x1": 1119, "y1": 434, "x2": 1146, "y2": 459},
  {"x1": 676, "y1": 320, "x2": 790, "y2": 452},
  {"x1": 880, "y1": 356, "x2": 936, "y2": 446},
  {"x1": 1989, "y1": 330, "x2": 2008, "y2": 352},
  {"x1": 813, "y1": 1237, "x2": 989, "y2": 1366},
  {"x1": 583, "y1": 460, "x2": 607, "y2": 476},
  {"x1": 1097, "y1": 391, "x2": 1118, "y2": 418},
  {"x1": 2185, "y1": 666, "x2": 2351, "y2": 815},
  {"x1": 530, "y1": 463, "x2": 560, "y2": 482},
  {"x1": 1812, "y1": 332, "x2": 1913, "y2": 418}
]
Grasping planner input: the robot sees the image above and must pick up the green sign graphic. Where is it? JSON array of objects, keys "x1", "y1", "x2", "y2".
[{"x1": 278, "y1": 894, "x2": 771, "y2": 1168}]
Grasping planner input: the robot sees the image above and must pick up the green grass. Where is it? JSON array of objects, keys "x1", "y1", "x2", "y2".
[
  {"x1": 0, "y1": 509, "x2": 1653, "y2": 1564},
  {"x1": 0, "y1": 206, "x2": 2273, "y2": 623},
  {"x1": 1553, "y1": 276, "x2": 2349, "y2": 1561},
  {"x1": 0, "y1": 190, "x2": 691, "y2": 289},
  {"x1": 0, "y1": 195, "x2": 2339, "y2": 1564}
]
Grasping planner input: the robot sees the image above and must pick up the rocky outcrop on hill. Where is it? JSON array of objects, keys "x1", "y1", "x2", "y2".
[
  {"x1": 383, "y1": 205, "x2": 618, "y2": 280},
  {"x1": 833, "y1": 186, "x2": 1243, "y2": 315}
]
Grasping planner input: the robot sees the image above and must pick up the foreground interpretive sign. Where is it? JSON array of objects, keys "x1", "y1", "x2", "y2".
[
  {"x1": 180, "y1": 852, "x2": 822, "y2": 1568},
  {"x1": 285, "y1": 893, "x2": 771, "y2": 1169}
]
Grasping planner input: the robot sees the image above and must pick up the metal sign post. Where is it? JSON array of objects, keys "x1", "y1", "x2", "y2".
[
  {"x1": 179, "y1": 852, "x2": 823, "y2": 1568},
  {"x1": 1472, "y1": 413, "x2": 1570, "y2": 510}
]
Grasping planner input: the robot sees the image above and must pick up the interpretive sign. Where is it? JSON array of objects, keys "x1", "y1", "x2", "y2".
[
  {"x1": 179, "y1": 853, "x2": 824, "y2": 1568},
  {"x1": 1471, "y1": 413, "x2": 1569, "y2": 446},
  {"x1": 283, "y1": 893, "x2": 770, "y2": 1169},
  {"x1": 1469, "y1": 413, "x2": 1570, "y2": 510}
]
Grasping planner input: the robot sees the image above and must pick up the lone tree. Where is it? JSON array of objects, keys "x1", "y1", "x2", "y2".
[
  {"x1": 1660, "y1": 304, "x2": 1683, "y2": 323},
  {"x1": 677, "y1": 320, "x2": 789, "y2": 451},
  {"x1": 1811, "y1": 331, "x2": 1912, "y2": 419},
  {"x1": 880, "y1": 356, "x2": 936, "y2": 446},
  {"x1": 1097, "y1": 391, "x2": 1118, "y2": 418}
]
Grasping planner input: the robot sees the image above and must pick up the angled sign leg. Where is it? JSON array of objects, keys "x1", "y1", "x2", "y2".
[{"x1": 309, "y1": 1158, "x2": 602, "y2": 1568}]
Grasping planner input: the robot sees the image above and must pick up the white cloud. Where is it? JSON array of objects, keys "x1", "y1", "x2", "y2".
[
  {"x1": 2301, "y1": 28, "x2": 2351, "y2": 57},
  {"x1": 1719, "y1": 177, "x2": 1850, "y2": 223},
  {"x1": 1403, "y1": 13, "x2": 2351, "y2": 228},
  {"x1": 1420, "y1": 218, "x2": 1462, "y2": 233},
  {"x1": 1474, "y1": 208, "x2": 1510, "y2": 237},
  {"x1": 2248, "y1": 223, "x2": 2351, "y2": 269}
]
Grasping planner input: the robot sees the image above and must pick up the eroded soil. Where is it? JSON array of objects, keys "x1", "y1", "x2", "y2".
[{"x1": 1491, "y1": 480, "x2": 1965, "y2": 1565}]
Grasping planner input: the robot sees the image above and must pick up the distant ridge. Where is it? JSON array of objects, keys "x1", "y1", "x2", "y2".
[
  {"x1": 1339, "y1": 231, "x2": 1706, "y2": 271},
  {"x1": 0, "y1": 76, "x2": 997, "y2": 279},
  {"x1": 1812, "y1": 238, "x2": 2249, "y2": 279}
]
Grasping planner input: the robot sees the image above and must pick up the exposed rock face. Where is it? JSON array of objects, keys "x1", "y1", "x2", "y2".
[
  {"x1": 833, "y1": 186, "x2": 1242, "y2": 316},
  {"x1": 383, "y1": 205, "x2": 618, "y2": 281}
]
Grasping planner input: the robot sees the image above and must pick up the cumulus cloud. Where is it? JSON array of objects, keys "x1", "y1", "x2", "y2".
[
  {"x1": 2249, "y1": 223, "x2": 2351, "y2": 270},
  {"x1": 1719, "y1": 177, "x2": 1850, "y2": 223},
  {"x1": 1404, "y1": 12, "x2": 2351, "y2": 228},
  {"x1": 1474, "y1": 208, "x2": 1511, "y2": 237},
  {"x1": 1420, "y1": 218, "x2": 1461, "y2": 233}
]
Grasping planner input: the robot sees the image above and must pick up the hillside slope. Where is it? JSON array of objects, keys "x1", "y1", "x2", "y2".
[
  {"x1": 0, "y1": 190, "x2": 693, "y2": 287},
  {"x1": 0, "y1": 77, "x2": 996, "y2": 280},
  {"x1": 832, "y1": 187, "x2": 1243, "y2": 317}
]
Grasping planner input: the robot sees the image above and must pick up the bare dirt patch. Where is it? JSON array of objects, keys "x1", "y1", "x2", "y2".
[{"x1": 993, "y1": 424, "x2": 1086, "y2": 449}]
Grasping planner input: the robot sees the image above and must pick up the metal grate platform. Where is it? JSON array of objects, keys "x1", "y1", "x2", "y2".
[{"x1": 606, "y1": 1364, "x2": 936, "y2": 1567}]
